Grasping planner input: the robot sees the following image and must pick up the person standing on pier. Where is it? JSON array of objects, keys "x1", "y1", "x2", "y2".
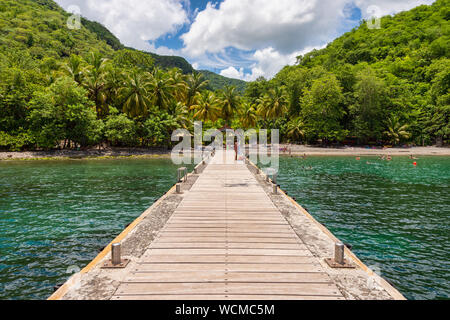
[{"x1": 234, "y1": 141, "x2": 238, "y2": 160}]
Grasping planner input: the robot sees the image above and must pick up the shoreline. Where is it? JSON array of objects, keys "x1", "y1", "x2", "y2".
[
  {"x1": 0, "y1": 146, "x2": 449, "y2": 161},
  {"x1": 0, "y1": 148, "x2": 171, "y2": 161}
]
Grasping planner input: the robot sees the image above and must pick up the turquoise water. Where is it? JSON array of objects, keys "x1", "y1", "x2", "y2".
[
  {"x1": 0, "y1": 156, "x2": 448, "y2": 300},
  {"x1": 267, "y1": 156, "x2": 450, "y2": 300},
  {"x1": 0, "y1": 158, "x2": 192, "y2": 300}
]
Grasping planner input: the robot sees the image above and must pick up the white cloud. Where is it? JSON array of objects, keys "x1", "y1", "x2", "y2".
[
  {"x1": 182, "y1": 0, "x2": 434, "y2": 79},
  {"x1": 55, "y1": 0, "x2": 188, "y2": 51},
  {"x1": 56, "y1": 0, "x2": 435, "y2": 79},
  {"x1": 220, "y1": 66, "x2": 245, "y2": 79},
  {"x1": 220, "y1": 46, "x2": 323, "y2": 81},
  {"x1": 356, "y1": 0, "x2": 435, "y2": 18},
  {"x1": 182, "y1": 0, "x2": 343, "y2": 57}
]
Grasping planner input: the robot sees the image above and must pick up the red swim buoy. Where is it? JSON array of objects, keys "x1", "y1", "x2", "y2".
[{"x1": 413, "y1": 162, "x2": 417, "y2": 166}]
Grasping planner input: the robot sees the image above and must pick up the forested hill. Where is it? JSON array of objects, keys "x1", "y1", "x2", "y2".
[
  {"x1": 256, "y1": 0, "x2": 448, "y2": 145},
  {"x1": 199, "y1": 70, "x2": 247, "y2": 93},
  {"x1": 1, "y1": 0, "x2": 242, "y2": 86}
]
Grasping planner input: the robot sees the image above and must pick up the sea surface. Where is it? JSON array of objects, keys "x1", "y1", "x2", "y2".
[
  {"x1": 261, "y1": 155, "x2": 449, "y2": 300},
  {"x1": 0, "y1": 156, "x2": 448, "y2": 300}
]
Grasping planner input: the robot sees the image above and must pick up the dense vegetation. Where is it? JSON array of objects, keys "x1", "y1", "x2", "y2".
[
  {"x1": 199, "y1": 70, "x2": 247, "y2": 93},
  {"x1": 249, "y1": 0, "x2": 449, "y2": 146},
  {"x1": 0, "y1": 0, "x2": 246, "y2": 151},
  {"x1": 0, "y1": 0, "x2": 448, "y2": 151}
]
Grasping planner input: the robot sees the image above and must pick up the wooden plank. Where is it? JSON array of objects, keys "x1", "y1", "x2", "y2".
[
  {"x1": 125, "y1": 272, "x2": 331, "y2": 283},
  {"x1": 136, "y1": 264, "x2": 323, "y2": 273},
  {"x1": 167, "y1": 220, "x2": 289, "y2": 224},
  {"x1": 113, "y1": 295, "x2": 345, "y2": 300},
  {"x1": 155, "y1": 237, "x2": 302, "y2": 244},
  {"x1": 158, "y1": 231, "x2": 298, "y2": 238},
  {"x1": 162, "y1": 227, "x2": 293, "y2": 233},
  {"x1": 115, "y1": 283, "x2": 342, "y2": 296},
  {"x1": 144, "y1": 248, "x2": 312, "y2": 256},
  {"x1": 140, "y1": 255, "x2": 318, "y2": 264},
  {"x1": 149, "y1": 242, "x2": 305, "y2": 250}
]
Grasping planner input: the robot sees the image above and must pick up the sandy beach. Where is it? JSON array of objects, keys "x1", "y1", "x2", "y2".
[
  {"x1": 0, "y1": 145, "x2": 449, "y2": 160},
  {"x1": 277, "y1": 145, "x2": 450, "y2": 157},
  {"x1": 0, "y1": 148, "x2": 171, "y2": 160}
]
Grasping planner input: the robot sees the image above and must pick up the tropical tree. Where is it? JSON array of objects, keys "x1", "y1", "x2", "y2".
[
  {"x1": 83, "y1": 52, "x2": 109, "y2": 118},
  {"x1": 384, "y1": 115, "x2": 411, "y2": 145},
  {"x1": 167, "y1": 68, "x2": 187, "y2": 101},
  {"x1": 63, "y1": 54, "x2": 84, "y2": 84},
  {"x1": 148, "y1": 68, "x2": 175, "y2": 110},
  {"x1": 301, "y1": 74, "x2": 347, "y2": 142},
  {"x1": 220, "y1": 85, "x2": 240, "y2": 125},
  {"x1": 104, "y1": 65, "x2": 126, "y2": 111},
  {"x1": 184, "y1": 72, "x2": 209, "y2": 108},
  {"x1": 191, "y1": 91, "x2": 220, "y2": 122},
  {"x1": 239, "y1": 101, "x2": 259, "y2": 129},
  {"x1": 257, "y1": 87, "x2": 288, "y2": 121},
  {"x1": 350, "y1": 68, "x2": 388, "y2": 142},
  {"x1": 119, "y1": 71, "x2": 152, "y2": 118},
  {"x1": 28, "y1": 77, "x2": 102, "y2": 149},
  {"x1": 287, "y1": 117, "x2": 305, "y2": 143},
  {"x1": 167, "y1": 100, "x2": 190, "y2": 129}
]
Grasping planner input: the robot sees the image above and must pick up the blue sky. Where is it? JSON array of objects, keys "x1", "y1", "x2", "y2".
[{"x1": 55, "y1": 0, "x2": 434, "y2": 81}]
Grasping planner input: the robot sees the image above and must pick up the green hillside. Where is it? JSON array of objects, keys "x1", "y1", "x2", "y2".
[
  {"x1": 199, "y1": 70, "x2": 247, "y2": 93},
  {"x1": 248, "y1": 0, "x2": 449, "y2": 145}
]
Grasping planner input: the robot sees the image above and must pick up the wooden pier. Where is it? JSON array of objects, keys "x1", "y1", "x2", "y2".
[{"x1": 49, "y1": 150, "x2": 405, "y2": 300}]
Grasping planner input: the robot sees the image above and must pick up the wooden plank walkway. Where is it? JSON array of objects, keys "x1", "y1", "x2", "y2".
[{"x1": 112, "y1": 150, "x2": 344, "y2": 300}]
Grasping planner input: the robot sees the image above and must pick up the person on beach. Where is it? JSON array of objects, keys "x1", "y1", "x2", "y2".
[{"x1": 234, "y1": 141, "x2": 238, "y2": 161}]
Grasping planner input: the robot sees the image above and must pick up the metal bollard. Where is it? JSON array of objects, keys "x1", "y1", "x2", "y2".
[
  {"x1": 272, "y1": 173, "x2": 277, "y2": 185},
  {"x1": 194, "y1": 167, "x2": 198, "y2": 174},
  {"x1": 176, "y1": 183, "x2": 182, "y2": 194},
  {"x1": 273, "y1": 183, "x2": 278, "y2": 195},
  {"x1": 335, "y1": 242, "x2": 345, "y2": 265},
  {"x1": 111, "y1": 243, "x2": 121, "y2": 266}
]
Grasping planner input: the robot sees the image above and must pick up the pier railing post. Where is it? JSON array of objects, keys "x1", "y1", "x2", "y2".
[
  {"x1": 101, "y1": 242, "x2": 130, "y2": 269},
  {"x1": 335, "y1": 242, "x2": 345, "y2": 265},
  {"x1": 111, "y1": 243, "x2": 121, "y2": 265}
]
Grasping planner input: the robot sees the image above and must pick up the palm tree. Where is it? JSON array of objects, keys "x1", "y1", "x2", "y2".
[
  {"x1": 170, "y1": 101, "x2": 191, "y2": 129},
  {"x1": 257, "y1": 87, "x2": 288, "y2": 121},
  {"x1": 239, "y1": 101, "x2": 259, "y2": 129},
  {"x1": 220, "y1": 85, "x2": 240, "y2": 125},
  {"x1": 148, "y1": 68, "x2": 175, "y2": 110},
  {"x1": 119, "y1": 71, "x2": 152, "y2": 118},
  {"x1": 191, "y1": 91, "x2": 220, "y2": 122},
  {"x1": 287, "y1": 117, "x2": 305, "y2": 143},
  {"x1": 105, "y1": 66, "x2": 126, "y2": 110},
  {"x1": 384, "y1": 115, "x2": 411, "y2": 145},
  {"x1": 83, "y1": 52, "x2": 109, "y2": 118},
  {"x1": 64, "y1": 54, "x2": 84, "y2": 84},
  {"x1": 167, "y1": 68, "x2": 187, "y2": 101},
  {"x1": 185, "y1": 73, "x2": 209, "y2": 109}
]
